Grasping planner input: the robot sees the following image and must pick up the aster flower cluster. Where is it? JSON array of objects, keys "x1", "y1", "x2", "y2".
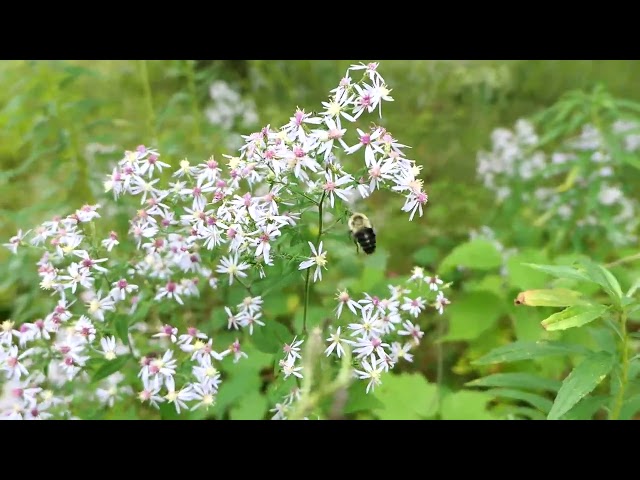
[
  {"x1": 476, "y1": 119, "x2": 640, "y2": 247},
  {"x1": 269, "y1": 267, "x2": 451, "y2": 420},
  {"x1": 2, "y1": 61, "x2": 434, "y2": 419}
]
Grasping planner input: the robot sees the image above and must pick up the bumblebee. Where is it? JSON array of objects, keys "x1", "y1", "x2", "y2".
[{"x1": 348, "y1": 212, "x2": 376, "y2": 254}]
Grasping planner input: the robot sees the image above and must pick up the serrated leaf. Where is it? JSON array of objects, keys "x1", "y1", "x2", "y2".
[
  {"x1": 473, "y1": 341, "x2": 591, "y2": 365},
  {"x1": 541, "y1": 304, "x2": 608, "y2": 331},
  {"x1": 91, "y1": 355, "x2": 130, "y2": 384},
  {"x1": 439, "y1": 239, "x2": 503, "y2": 273},
  {"x1": 514, "y1": 288, "x2": 585, "y2": 307},
  {"x1": 467, "y1": 373, "x2": 561, "y2": 392},
  {"x1": 547, "y1": 351, "x2": 614, "y2": 420},
  {"x1": 372, "y1": 373, "x2": 438, "y2": 419},
  {"x1": 485, "y1": 388, "x2": 553, "y2": 413}
]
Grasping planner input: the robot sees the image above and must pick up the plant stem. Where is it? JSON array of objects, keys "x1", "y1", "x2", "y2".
[
  {"x1": 610, "y1": 310, "x2": 629, "y2": 420},
  {"x1": 302, "y1": 191, "x2": 326, "y2": 335},
  {"x1": 606, "y1": 252, "x2": 640, "y2": 268},
  {"x1": 138, "y1": 60, "x2": 158, "y2": 144},
  {"x1": 185, "y1": 60, "x2": 202, "y2": 151}
]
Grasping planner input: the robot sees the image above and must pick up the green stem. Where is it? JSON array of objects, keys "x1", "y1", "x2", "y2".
[
  {"x1": 302, "y1": 191, "x2": 326, "y2": 335},
  {"x1": 138, "y1": 60, "x2": 158, "y2": 144},
  {"x1": 185, "y1": 60, "x2": 202, "y2": 151},
  {"x1": 610, "y1": 310, "x2": 629, "y2": 420},
  {"x1": 606, "y1": 252, "x2": 640, "y2": 268}
]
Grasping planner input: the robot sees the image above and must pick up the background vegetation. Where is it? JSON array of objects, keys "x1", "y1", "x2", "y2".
[{"x1": 3, "y1": 60, "x2": 640, "y2": 419}]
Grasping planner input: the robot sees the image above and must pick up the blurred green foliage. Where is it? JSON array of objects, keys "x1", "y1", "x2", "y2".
[{"x1": 3, "y1": 60, "x2": 640, "y2": 419}]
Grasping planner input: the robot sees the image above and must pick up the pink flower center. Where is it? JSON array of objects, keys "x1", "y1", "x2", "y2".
[
  {"x1": 148, "y1": 155, "x2": 157, "y2": 165},
  {"x1": 294, "y1": 110, "x2": 305, "y2": 126},
  {"x1": 323, "y1": 181, "x2": 336, "y2": 192},
  {"x1": 293, "y1": 146, "x2": 305, "y2": 158},
  {"x1": 193, "y1": 187, "x2": 202, "y2": 197},
  {"x1": 207, "y1": 216, "x2": 217, "y2": 226},
  {"x1": 260, "y1": 234, "x2": 269, "y2": 244},
  {"x1": 59, "y1": 346, "x2": 70, "y2": 355},
  {"x1": 35, "y1": 320, "x2": 44, "y2": 329},
  {"x1": 117, "y1": 279, "x2": 128, "y2": 289},
  {"x1": 166, "y1": 282, "x2": 177, "y2": 293},
  {"x1": 12, "y1": 388, "x2": 23, "y2": 398},
  {"x1": 360, "y1": 134, "x2": 371, "y2": 145},
  {"x1": 64, "y1": 357, "x2": 74, "y2": 366},
  {"x1": 359, "y1": 95, "x2": 372, "y2": 108},
  {"x1": 188, "y1": 327, "x2": 197, "y2": 336},
  {"x1": 417, "y1": 192, "x2": 428, "y2": 204},
  {"x1": 328, "y1": 128, "x2": 343, "y2": 140},
  {"x1": 7, "y1": 357, "x2": 17, "y2": 368},
  {"x1": 163, "y1": 325, "x2": 174, "y2": 335},
  {"x1": 137, "y1": 145, "x2": 146, "y2": 153},
  {"x1": 149, "y1": 365, "x2": 160, "y2": 374},
  {"x1": 207, "y1": 160, "x2": 218, "y2": 169},
  {"x1": 372, "y1": 337, "x2": 381, "y2": 348},
  {"x1": 227, "y1": 228, "x2": 237, "y2": 239}
]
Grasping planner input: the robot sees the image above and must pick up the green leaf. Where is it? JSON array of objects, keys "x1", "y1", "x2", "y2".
[
  {"x1": 473, "y1": 341, "x2": 591, "y2": 365},
  {"x1": 547, "y1": 351, "x2": 614, "y2": 420},
  {"x1": 466, "y1": 373, "x2": 561, "y2": 392},
  {"x1": 442, "y1": 290, "x2": 504, "y2": 341},
  {"x1": 251, "y1": 320, "x2": 292, "y2": 354},
  {"x1": 575, "y1": 260, "x2": 623, "y2": 305},
  {"x1": 540, "y1": 304, "x2": 609, "y2": 332},
  {"x1": 412, "y1": 245, "x2": 439, "y2": 266},
  {"x1": 372, "y1": 373, "x2": 438, "y2": 420},
  {"x1": 523, "y1": 263, "x2": 591, "y2": 283},
  {"x1": 502, "y1": 406, "x2": 547, "y2": 420},
  {"x1": 619, "y1": 393, "x2": 640, "y2": 420},
  {"x1": 561, "y1": 395, "x2": 608, "y2": 420},
  {"x1": 484, "y1": 388, "x2": 553, "y2": 413},
  {"x1": 229, "y1": 390, "x2": 269, "y2": 420},
  {"x1": 440, "y1": 390, "x2": 495, "y2": 420},
  {"x1": 506, "y1": 250, "x2": 550, "y2": 290},
  {"x1": 514, "y1": 288, "x2": 585, "y2": 307},
  {"x1": 114, "y1": 314, "x2": 130, "y2": 346},
  {"x1": 438, "y1": 239, "x2": 503, "y2": 273},
  {"x1": 91, "y1": 355, "x2": 130, "y2": 384},
  {"x1": 344, "y1": 382, "x2": 385, "y2": 415},
  {"x1": 214, "y1": 370, "x2": 263, "y2": 417}
]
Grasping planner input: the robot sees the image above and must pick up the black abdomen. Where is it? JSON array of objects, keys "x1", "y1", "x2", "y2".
[{"x1": 354, "y1": 228, "x2": 376, "y2": 254}]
